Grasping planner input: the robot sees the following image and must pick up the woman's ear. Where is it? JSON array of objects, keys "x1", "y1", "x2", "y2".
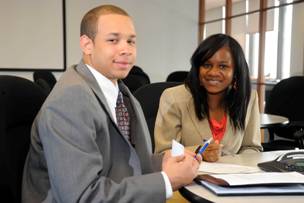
[{"x1": 80, "y1": 35, "x2": 93, "y2": 55}]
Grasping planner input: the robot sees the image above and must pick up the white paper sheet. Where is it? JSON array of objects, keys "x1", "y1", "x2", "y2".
[
  {"x1": 211, "y1": 172, "x2": 304, "y2": 186},
  {"x1": 199, "y1": 162, "x2": 262, "y2": 174},
  {"x1": 171, "y1": 140, "x2": 184, "y2": 157}
]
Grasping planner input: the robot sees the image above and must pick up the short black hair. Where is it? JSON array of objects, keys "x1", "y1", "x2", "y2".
[
  {"x1": 80, "y1": 5, "x2": 129, "y2": 40},
  {"x1": 185, "y1": 33, "x2": 251, "y2": 130}
]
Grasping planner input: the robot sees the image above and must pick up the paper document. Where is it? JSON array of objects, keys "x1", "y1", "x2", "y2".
[
  {"x1": 171, "y1": 140, "x2": 184, "y2": 157},
  {"x1": 199, "y1": 162, "x2": 261, "y2": 174},
  {"x1": 206, "y1": 172, "x2": 304, "y2": 186}
]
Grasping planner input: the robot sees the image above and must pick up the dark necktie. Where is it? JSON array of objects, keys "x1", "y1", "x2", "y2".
[{"x1": 115, "y1": 91, "x2": 131, "y2": 142}]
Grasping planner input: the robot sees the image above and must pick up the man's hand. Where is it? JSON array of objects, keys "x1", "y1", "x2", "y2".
[
  {"x1": 162, "y1": 150, "x2": 201, "y2": 191},
  {"x1": 202, "y1": 143, "x2": 223, "y2": 162}
]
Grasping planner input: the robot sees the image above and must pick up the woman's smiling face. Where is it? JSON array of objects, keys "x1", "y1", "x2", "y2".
[{"x1": 199, "y1": 46, "x2": 235, "y2": 96}]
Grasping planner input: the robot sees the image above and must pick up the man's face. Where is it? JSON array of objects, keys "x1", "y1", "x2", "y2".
[{"x1": 83, "y1": 14, "x2": 136, "y2": 83}]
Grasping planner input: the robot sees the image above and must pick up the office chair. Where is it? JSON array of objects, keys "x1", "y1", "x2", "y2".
[
  {"x1": 133, "y1": 82, "x2": 181, "y2": 151},
  {"x1": 262, "y1": 76, "x2": 304, "y2": 151},
  {"x1": 122, "y1": 65, "x2": 150, "y2": 93},
  {"x1": 166, "y1": 71, "x2": 189, "y2": 82},
  {"x1": 0, "y1": 75, "x2": 47, "y2": 203},
  {"x1": 33, "y1": 70, "x2": 57, "y2": 94}
]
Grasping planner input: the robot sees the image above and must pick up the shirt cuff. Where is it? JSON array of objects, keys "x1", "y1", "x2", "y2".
[{"x1": 161, "y1": 171, "x2": 173, "y2": 199}]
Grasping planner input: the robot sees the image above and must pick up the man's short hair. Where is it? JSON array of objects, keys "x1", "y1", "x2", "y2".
[{"x1": 80, "y1": 5, "x2": 130, "y2": 40}]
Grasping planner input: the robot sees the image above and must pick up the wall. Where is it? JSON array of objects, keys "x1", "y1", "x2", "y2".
[
  {"x1": 290, "y1": 3, "x2": 304, "y2": 76},
  {"x1": 0, "y1": 0, "x2": 199, "y2": 82},
  {"x1": 0, "y1": 0, "x2": 63, "y2": 70}
]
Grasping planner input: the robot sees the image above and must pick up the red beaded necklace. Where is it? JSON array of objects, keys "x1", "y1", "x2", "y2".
[{"x1": 208, "y1": 113, "x2": 227, "y2": 143}]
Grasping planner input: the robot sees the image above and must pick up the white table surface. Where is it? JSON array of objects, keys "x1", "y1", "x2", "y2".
[
  {"x1": 182, "y1": 150, "x2": 304, "y2": 203},
  {"x1": 260, "y1": 113, "x2": 289, "y2": 129}
]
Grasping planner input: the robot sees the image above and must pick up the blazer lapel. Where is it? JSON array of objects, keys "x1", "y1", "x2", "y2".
[
  {"x1": 74, "y1": 63, "x2": 146, "y2": 174},
  {"x1": 119, "y1": 82, "x2": 153, "y2": 173},
  {"x1": 118, "y1": 81, "x2": 152, "y2": 150},
  {"x1": 74, "y1": 61, "x2": 116, "y2": 124},
  {"x1": 186, "y1": 97, "x2": 233, "y2": 145},
  {"x1": 186, "y1": 98, "x2": 212, "y2": 140}
]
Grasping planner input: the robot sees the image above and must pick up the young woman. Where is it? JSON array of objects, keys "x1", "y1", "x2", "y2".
[{"x1": 154, "y1": 34, "x2": 262, "y2": 162}]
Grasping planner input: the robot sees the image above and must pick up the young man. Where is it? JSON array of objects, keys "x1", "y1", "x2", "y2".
[{"x1": 22, "y1": 5, "x2": 200, "y2": 203}]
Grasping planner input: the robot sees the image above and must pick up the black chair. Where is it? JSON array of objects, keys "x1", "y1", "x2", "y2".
[
  {"x1": 263, "y1": 76, "x2": 304, "y2": 151},
  {"x1": 0, "y1": 75, "x2": 47, "y2": 203},
  {"x1": 33, "y1": 70, "x2": 57, "y2": 94},
  {"x1": 133, "y1": 82, "x2": 181, "y2": 151},
  {"x1": 122, "y1": 65, "x2": 150, "y2": 93},
  {"x1": 166, "y1": 71, "x2": 189, "y2": 82}
]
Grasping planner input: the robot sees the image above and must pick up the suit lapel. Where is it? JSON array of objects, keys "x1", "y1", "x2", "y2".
[
  {"x1": 75, "y1": 63, "x2": 134, "y2": 147},
  {"x1": 186, "y1": 98, "x2": 212, "y2": 140},
  {"x1": 74, "y1": 62, "x2": 152, "y2": 173},
  {"x1": 119, "y1": 82, "x2": 153, "y2": 173},
  {"x1": 119, "y1": 82, "x2": 152, "y2": 150},
  {"x1": 186, "y1": 97, "x2": 233, "y2": 144},
  {"x1": 74, "y1": 62, "x2": 117, "y2": 125}
]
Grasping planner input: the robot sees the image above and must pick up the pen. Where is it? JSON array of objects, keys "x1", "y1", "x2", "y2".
[{"x1": 196, "y1": 137, "x2": 213, "y2": 156}]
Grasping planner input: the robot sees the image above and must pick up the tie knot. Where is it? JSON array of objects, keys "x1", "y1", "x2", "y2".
[{"x1": 116, "y1": 91, "x2": 124, "y2": 105}]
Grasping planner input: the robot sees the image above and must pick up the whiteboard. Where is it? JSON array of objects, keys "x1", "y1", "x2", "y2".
[{"x1": 0, "y1": 0, "x2": 65, "y2": 71}]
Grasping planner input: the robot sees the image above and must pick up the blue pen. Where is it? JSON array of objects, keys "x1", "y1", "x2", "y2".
[{"x1": 196, "y1": 137, "x2": 213, "y2": 156}]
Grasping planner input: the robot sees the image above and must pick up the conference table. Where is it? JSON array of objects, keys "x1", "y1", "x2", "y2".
[
  {"x1": 260, "y1": 113, "x2": 289, "y2": 129},
  {"x1": 179, "y1": 150, "x2": 304, "y2": 203}
]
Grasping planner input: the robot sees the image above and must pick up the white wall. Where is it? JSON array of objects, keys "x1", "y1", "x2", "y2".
[
  {"x1": 0, "y1": 0, "x2": 63, "y2": 70},
  {"x1": 0, "y1": 0, "x2": 199, "y2": 82},
  {"x1": 290, "y1": 3, "x2": 304, "y2": 76}
]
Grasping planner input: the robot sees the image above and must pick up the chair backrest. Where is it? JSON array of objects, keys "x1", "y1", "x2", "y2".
[
  {"x1": 265, "y1": 76, "x2": 304, "y2": 140},
  {"x1": 33, "y1": 70, "x2": 57, "y2": 94},
  {"x1": 0, "y1": 75, "x2": 47, "y2": 203},
  {"x1": 133, "y1": 82, "x2": 181, "y2": 151},
  {"x1": 122, "y1": 65, "x2": 150, "y2": 93},
  {"x1": 166, "y1": 71, "x2": 189, "y2": 82}
]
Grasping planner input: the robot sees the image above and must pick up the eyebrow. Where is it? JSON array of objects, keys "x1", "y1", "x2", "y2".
[{"x1": 107, "y1": 33, "x2": 136, "y2": 38}]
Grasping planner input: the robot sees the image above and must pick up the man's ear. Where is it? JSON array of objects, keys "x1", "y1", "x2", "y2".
[{"x1": 80, "y1": 35, "x2": 93, "y2": 55}]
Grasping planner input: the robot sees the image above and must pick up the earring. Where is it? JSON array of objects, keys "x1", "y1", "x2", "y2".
[
  {"x1": 233, "y1": 81, "x2": 237, "y2": 90},
  {"x1": 228, "y1": 84, "x2": 232, "y2": 92}
]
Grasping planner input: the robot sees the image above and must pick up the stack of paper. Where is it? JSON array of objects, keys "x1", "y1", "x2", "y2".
[
  {"x1": 200, "y1": 180, "x2": 304, "y2": 196},
  {"x1": 199, "y1": 162, "x2": 262, "y2": 174},
  {"x1": 198, "y1": 172, "x2": 304, "y2": 186},
  {"x1": 197, "y1": 162, "x2": 304, "y2": 195}
]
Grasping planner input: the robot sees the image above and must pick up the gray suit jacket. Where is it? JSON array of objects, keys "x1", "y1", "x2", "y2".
[{"x1": 22, "y1": 61, "x2": 165, "y2": 203}]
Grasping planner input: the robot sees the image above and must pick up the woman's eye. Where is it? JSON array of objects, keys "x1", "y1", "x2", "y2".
[
  {"x1": 202, "y1": 63, "x2": 212, "y2": 69},
  {"x1": 219, "y1": 64, "x2": 227, "y2": 69}
]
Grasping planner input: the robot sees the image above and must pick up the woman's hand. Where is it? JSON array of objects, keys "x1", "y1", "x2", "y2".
[{"x1": 201, "y1": 143, "x2": 223, "y2": 162}]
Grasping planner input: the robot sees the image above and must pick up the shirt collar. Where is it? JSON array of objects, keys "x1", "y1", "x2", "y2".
[{"x1": 86, "y1": 64, "x2": 119, "y2": 121}]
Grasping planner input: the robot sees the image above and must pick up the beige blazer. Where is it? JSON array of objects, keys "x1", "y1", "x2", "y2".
[{"x1": 154, "y1": 84, "x2": 262, "y2": 154}]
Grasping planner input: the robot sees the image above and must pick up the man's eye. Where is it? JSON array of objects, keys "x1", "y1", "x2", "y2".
[
  {"x1": 107, "y1": 39, "x2": 118, "y2": 43},
  {"x1": 127, "y1": 39, "x2": 136, "y2": 45}
]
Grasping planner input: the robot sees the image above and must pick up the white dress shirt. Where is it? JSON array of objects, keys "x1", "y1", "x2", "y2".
[
  {"x1": 86, "y1": 64, "x2": 173, "y2": 199},
  {"x1": 86, "y1": 65, "x2": 119, "y2": 124}
]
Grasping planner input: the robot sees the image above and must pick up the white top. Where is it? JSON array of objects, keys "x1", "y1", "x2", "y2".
[{"x1": 86, "y1": 64, "x2": 119, "y2": 123}]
